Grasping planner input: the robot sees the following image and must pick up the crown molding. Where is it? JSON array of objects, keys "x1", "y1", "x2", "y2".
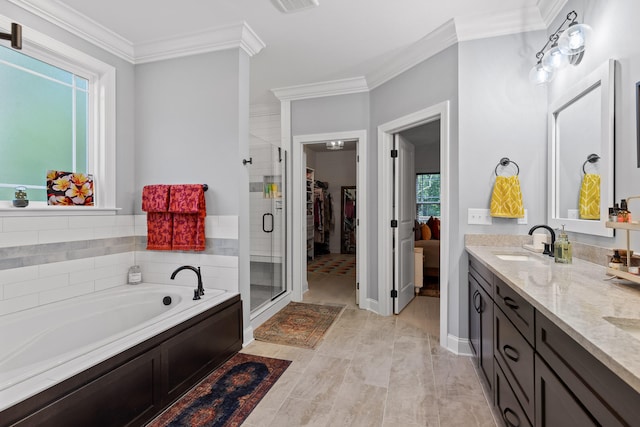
[
  {"x1": 454, "y1": 5, "x2": 546, "y2": 42},
  {"x1": 537, "y1": 0, "x2": 568, "y2": 27},
  {"x1": 272, "y1": 76, "x2": 369, "y2": 101},
  {"x1": 366, "y1": 19, "x2": 458, "y2": 91},
  {"x1": 8, "y1": 0, "x2": 135, "y2": 62},
  {"x1": 8, "y1": 1, "x2": 264, "y2": 64},
  {"x1": 134, "y1": 22, "x2": 265, "y2": 64}
]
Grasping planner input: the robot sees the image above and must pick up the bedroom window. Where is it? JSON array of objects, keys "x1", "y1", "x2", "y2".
[
  {"x1": 0, "y1": 21, "x2": 116, "y2": 211},
  {"x1": 416, "y1": 173, "x2": 440, "y2": 221}
]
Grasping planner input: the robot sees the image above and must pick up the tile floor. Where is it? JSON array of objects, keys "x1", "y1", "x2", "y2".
[{"x1": 240, "y1": 270, "x2": 498, "y2": 427}]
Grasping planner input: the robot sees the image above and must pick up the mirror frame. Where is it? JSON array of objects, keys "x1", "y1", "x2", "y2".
[{"x1": 548, "y1": 59, "x2": 615, "y2": 237}]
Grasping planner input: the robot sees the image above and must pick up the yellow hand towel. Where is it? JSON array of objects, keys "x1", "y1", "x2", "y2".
[
  {"x1": 490, "y1": 175, "x2": 525, "y2": 218},
  {"x1": 579, "y1": 173, "x2": 600, "y2": 220}
]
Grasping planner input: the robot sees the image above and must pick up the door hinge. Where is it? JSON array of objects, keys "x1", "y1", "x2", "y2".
[
  {"x1": 391, "y1": 219, "x2": 398, "y2": 228},
  {"x1": 391, "y1": 289, "x2": 398, "y2": 298},
  {"x1": 391, "y1": 149, "x2": 398, "y2": 158},
  {"x1": 357, "y1": 155, "x2": 359, "y2": 162},
  {"x1": 356, "y1": 282, "x2": 360, "y2": 290},
  {"x1": 357, "y1": 219, "x2": 359, "y2": 226}
]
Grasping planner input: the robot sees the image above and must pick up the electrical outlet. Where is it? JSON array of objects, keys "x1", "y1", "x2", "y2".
[
  {"x1": 517, "y1": 209, "x2": 528, "y2": 224},
  {"x1": 468, "y1": 208, "x2": 492, "y2": 225}
]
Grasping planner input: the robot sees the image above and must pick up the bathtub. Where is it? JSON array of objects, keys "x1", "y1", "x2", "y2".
[{"x1": 0, "y1": 283, "x2": 239, "y2": 417}]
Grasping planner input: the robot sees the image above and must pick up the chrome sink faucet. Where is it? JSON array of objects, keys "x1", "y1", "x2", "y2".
[
  {"x1": 528, "y1": 225, "x2": 556, "y2": 257},
  {"x1": 170, "y1": 265, "x2": 205, "y2": 300}
]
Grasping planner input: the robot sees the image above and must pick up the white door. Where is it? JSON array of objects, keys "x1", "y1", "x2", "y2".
[{"x1": 393, "y1": 134, "x2": 416, "y2": 314}]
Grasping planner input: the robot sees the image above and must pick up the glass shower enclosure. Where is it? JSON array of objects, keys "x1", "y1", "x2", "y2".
[{"x1": 249, "y1": 135, "x2": 287, "y2": 314}]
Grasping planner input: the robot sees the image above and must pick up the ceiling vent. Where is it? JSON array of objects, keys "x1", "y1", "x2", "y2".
[{"x1": 271, "y1": 0, "x2": 319, "y2": 13}]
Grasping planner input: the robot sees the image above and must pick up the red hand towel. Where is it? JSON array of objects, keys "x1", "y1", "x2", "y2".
[
  {"x1": 142, "y1": 185, "x2": 172, "y2": 251},
  {"x1": 169, "y1": 185, "x2": 206, "y2": 251}
]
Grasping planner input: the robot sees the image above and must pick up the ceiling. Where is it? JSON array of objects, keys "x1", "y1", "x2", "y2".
[{"x1": 48, "y1": 0, "x2": 552, "y2": 104}]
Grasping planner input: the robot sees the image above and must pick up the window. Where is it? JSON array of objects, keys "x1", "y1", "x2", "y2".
[
  {"x1": 416, "y1": 173, "x2": 440, "y2": 221},
  {"x1": 0, "y1": 19, "x2": 116, "y2": 211},
  {"x1": 0, "y1": 46, "x2": 89, "y2": 202}
]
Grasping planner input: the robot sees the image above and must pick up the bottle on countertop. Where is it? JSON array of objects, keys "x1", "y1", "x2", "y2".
[
  {"x1": 618, "y1": 199, "x2": 631, "y2": 223},
  {"x1": 554, "y1": 225, "x2": 572, "y2": 264}
]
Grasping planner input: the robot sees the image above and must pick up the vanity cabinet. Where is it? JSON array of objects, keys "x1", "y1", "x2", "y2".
[
  {"x1": 469, "y1": 258, "x2": 494, "y2": 392},
  {"x1": 467, "y1": 253, "x2": 640, "y2": 427}
]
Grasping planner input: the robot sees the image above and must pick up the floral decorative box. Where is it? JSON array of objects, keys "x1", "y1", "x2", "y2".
[{"x1": 46, "y1": 170, "x2": 94, "y2": 206}]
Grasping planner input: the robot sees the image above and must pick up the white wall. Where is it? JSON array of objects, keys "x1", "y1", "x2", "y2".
[{"x1": 314, "y1": 149, "x2": 357, "y2": 254}]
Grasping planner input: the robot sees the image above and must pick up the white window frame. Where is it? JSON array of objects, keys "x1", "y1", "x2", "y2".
[
  {"x1": 0, "y1": 15, "x2": 116, "y2": 215},
  {"x1": 416, "y1": 172, "x2": 440, "y2": 221}
]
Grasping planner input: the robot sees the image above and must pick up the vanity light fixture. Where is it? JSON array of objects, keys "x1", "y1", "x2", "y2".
[
  {"x1": 326, "y1": 140, "x2": 344, "y2": 151},
  {"x1": 0, "y1": 23, "x2": 22, "y2": 50},
  {"x1": 529, "y1": 10, "x2": 592, "y2": 85}
]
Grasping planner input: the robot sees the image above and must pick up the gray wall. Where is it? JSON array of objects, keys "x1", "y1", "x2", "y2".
[
  {"x1": 292, "y1": 92, "x2": 370, "y2": 135},
  {"x1": 370, "y1": 45, "x2": 459, "y2": 304},
  {"x1": 134, "y1": 50, "x2": 247, "y2": 216},
  {"x1": 0, "y1": 0, "x2": 137, "y2": 214}
]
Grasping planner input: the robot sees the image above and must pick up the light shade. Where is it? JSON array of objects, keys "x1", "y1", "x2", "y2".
[
  {"x1": 529, "y1": 62, "x2": 555, "y2": 85},
  {"x1": 558, "y1": 23, "x2": 592, "y2": 56},
  {"x1": 542, "y1": 45, "x2": 570, "y2": 71},
  {"x1": 326, "y1": 140, "x2": 344, "y2": 150}
]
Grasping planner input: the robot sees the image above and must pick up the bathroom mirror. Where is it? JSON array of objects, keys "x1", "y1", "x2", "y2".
[{"x1": 548, "y1": 59, "x2": 615, "y2": 237}]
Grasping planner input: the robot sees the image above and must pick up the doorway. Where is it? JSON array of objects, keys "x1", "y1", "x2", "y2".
[
  {"x1": 378, "y1": 101, "x2": 450, "y2": 349},
  {"x1": 304, "y1": 141, "x2": 358, "y2": 307},
  {"x1": 292, "y1": 130, "x2": 368, "y2": 309}
]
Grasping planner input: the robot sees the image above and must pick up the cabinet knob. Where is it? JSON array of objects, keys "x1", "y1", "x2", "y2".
[
  {"x1": 503, "y1": 296, "x2": 519, "y2": 310},
  {"x1": 503, "y1": 344, "x2": 520, "y2": 362},
  {"x1": 502, "y1": 407, "x2": 521, "y2": 427}
]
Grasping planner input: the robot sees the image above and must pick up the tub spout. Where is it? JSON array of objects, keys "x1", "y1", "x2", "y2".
[{"x1": 170, "y1": 265, "x2": 204, "y2": 300}]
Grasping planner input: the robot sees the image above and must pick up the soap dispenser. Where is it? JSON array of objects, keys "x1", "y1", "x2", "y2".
[{"x1": 554, "y1": 225, "x2": 572, "y2": 264}]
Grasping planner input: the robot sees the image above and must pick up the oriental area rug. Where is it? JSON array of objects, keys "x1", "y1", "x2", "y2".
[
  {"x1": 253, "y1": 301, "x2": 344, "y2": 349},
  {"x1": 146, "y1": 353, "x2": 291, "y2": 427},
  {"x1": 307, "y1": 254, "x2": 356, "y2": 276}
]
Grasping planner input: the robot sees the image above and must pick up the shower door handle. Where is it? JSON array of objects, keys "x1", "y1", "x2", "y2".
[{"x1": 263, "y1": 213, "x2": 274, "y2": 233}]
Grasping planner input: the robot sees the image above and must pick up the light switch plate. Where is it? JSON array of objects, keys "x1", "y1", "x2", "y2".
[
  {"x1": 468, "y1": 208, "x2": 492, "y2": 225},
  {"x1": 517, "y1": 209, "x2": 528, "y2": 224}
]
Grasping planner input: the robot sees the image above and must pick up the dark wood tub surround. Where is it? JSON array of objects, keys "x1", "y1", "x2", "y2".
[{"x1": 1, "y1": 295, "x2": 242, "y2": 427}]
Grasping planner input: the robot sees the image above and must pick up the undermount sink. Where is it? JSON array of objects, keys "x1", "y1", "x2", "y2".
[
  {"x1": 603, "y1": 317, "x2": 640, "y2": 341},
  {"x1": 495, "y1": 254, "x2": 532, "y2": 261}
]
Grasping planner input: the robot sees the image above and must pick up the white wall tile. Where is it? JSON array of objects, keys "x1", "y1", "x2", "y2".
[
  {"x1": 4, "y1": 274, "x2": 69, "y2": 299},
  {"x1": 3, "y1": 216, "x2": 69, "y2": 232},
  {"x1": 38, "y1": 258, "x2": 95, "y2": 278},
  {"x1": 0, "y1": 294, "x2": 39, "y2": 316},
  {"x1": 95, "y1": 275, "x2": 127, "y2": 291},
  {"x1": 94, "y1": 252, "x2": 135, "y2": 268},
  {"x1": 74, "y1": 216, "x2": 117, "y2": 229},
  {"x1": 0, "y1": 266, "x2": 39, "y2": 286},
  {"x1": 39, "y1": 282, "x2": 95, "y2": 305},
  {"x1": 38, "y1": 228, "x2": 95, "y2": 244},
  {"x1": 0, "y1": 231, "x2": 39, "y2": 248}
]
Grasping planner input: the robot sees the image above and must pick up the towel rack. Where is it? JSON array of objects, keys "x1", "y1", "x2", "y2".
[
  {"x1": 202, "y1": 184, "x2": 209, "y2": 192},
  {"x1": 582, "y1": 153, "x2": 600, "y2": 174},
  {"x1": 494, "y1": 157, "x2": 519, "y2": 176}
]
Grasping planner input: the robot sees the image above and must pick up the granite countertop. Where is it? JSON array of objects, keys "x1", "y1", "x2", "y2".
[{"x1": 466, "y1": 244, "x2": 640, "y2": 394}]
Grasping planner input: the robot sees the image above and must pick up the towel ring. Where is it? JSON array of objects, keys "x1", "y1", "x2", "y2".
[
  {"x1": 494, "y1": 157, "x2": 519, "y2": 176},
  {"x1": 582, "y1": 153, "x2": 600, "y2": 174}
]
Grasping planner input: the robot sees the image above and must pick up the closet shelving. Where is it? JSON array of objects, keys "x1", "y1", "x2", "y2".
[{"x1": 306, "y1": 167, "x2": 314, "y2": 260}]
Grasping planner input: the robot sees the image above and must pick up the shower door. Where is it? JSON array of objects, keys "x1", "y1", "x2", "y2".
[{"x1": 249, "y1": 136, "x2": 287, "y2": 314}]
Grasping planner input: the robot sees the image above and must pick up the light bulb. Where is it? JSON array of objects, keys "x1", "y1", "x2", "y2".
[
  {"x1": 558, "y1": 23, "x2": 592, "y2": 55},
  {"x1": 529, "y1": 63, "x2": 555, "y2": 85},
  {"x1": 542, "y1": 45, "x2": 569, "y2": 71}
]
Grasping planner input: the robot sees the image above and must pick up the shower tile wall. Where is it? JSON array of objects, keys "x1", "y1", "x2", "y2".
[{"x1": 0, "y1": 214, "x2": 239, "y2": 316}]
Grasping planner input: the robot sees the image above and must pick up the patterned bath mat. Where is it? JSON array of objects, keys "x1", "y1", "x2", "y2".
[
  {"x1": 147, "y1": 353, "x2": 291, "y2": 427},
  {"x1": 254, "y1": 302, "x2": 344, "y2": 349},
  {"x1": 307, "y1": 254, "x2": 355, "y2": 276}
]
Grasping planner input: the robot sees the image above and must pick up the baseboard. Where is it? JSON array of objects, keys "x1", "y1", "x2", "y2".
[
  {"x1": 243, "y1": 325, "x2": 254, "y2": 346},
  {"x1": 447, "y1": 334, "x2": 473, "y2": 356},
  {"x1": 365, "y1": 298, "x2": 379, "y2": 314}
]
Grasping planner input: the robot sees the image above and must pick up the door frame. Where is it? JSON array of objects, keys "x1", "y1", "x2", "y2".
[
  {"x1": 292, "y1": 130, "x2": 368, "y2": 308},
  {"x1": 377, "y1": 101, "x2": 450, "y2": 348}
]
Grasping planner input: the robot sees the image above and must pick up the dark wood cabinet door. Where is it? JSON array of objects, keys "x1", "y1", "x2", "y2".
[
  {"x1": 469, "y1": 273, "x2": 481, "y2": 359},
  {"x1": 478, "y1": 283, "x2": 494, "y2": 391}
]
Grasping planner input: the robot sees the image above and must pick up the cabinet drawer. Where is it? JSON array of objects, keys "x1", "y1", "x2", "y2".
[
  {"x1": 494, "y1": 277, "x2": 534, "y2": 345},
  {"x1": 469, "y1": 256, "x2": 493, "y2": 296},
  {"x1": 535, "y1": 354, "x2": 598, "y2": 427},
  {"x1": 536, "y1": 313, "x2": 636, "y2": 426},
  {"x1": 495, "y1": 307, "x2": 534, "y2": 422},
  {"x1": 495, "y1": 360, "x2": 532, "y2": 427}
]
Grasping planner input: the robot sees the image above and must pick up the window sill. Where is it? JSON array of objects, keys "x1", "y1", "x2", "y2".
[{"x1": 0, "y1": 202, "x2": 120, "y2": 217}]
